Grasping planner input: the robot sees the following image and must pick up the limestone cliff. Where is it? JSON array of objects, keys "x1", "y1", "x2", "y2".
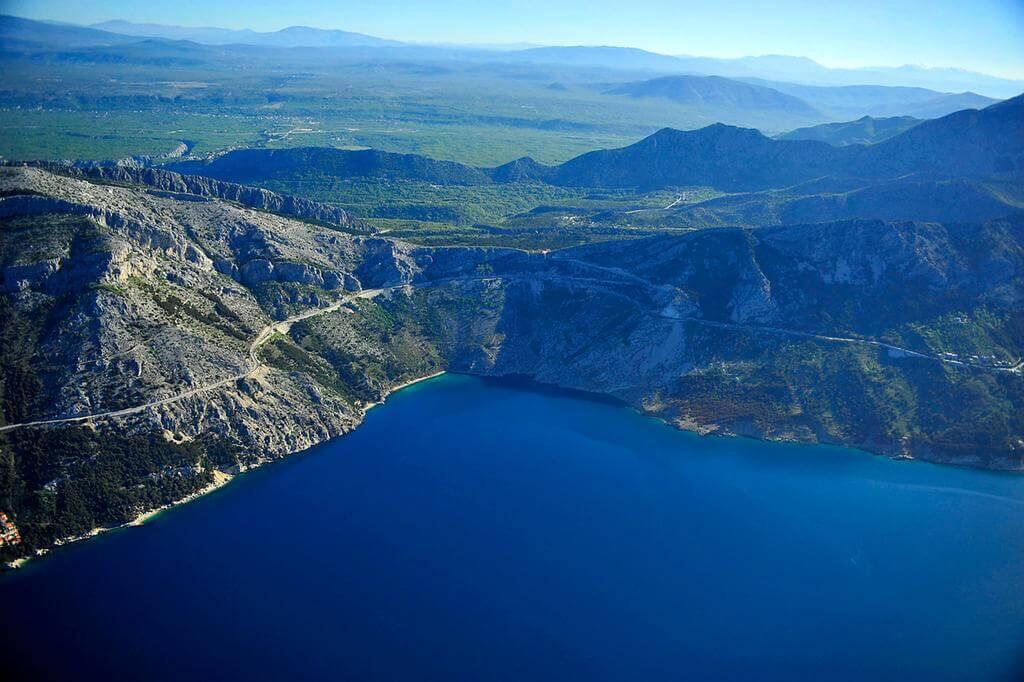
[{"x1": 1, "y1": 167, "x2": 1021, "y2": 562}]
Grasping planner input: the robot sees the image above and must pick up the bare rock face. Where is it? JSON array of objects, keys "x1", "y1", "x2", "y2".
[
  {"x1": 127, "y1": 366, "x2": 363, "y2": 463},
  {"x1": 2, "y1": 259, "x2": 60, "y2": 293},
  {"x1": 0, "y1": 167, "x2": 373, "y2": 429},
  {"x1": 728, "y1": 266, "x2": 776, "y2": 324},
  {"x1": 240, "y1": 259, "x2": 276, "y2": 285},
  {"x1": 1, "y1": 165, "x2": 1022, "y2": 560},
  {"x1": 3, "y1": 165, "x2": 1022, "y2": 470},
  {"x1": 354, "y1": 238, "x2": 420, "y2": 287},
  {"x1": 4, "y1": 162, "x2": 372, "y2": 233},
  {"x1": 274, "y1": 262, "x2": 325, "y2": 287}
]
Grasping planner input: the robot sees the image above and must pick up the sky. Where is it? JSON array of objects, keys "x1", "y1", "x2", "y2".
[{"x1": 4, "y1": 0, "x2": 1024, "y2": 79}]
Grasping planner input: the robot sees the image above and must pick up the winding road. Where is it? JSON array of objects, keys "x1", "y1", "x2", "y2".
[
  {"x1": 1, "y1": 267, "x2": 1019, "y2": 434},
  {"x1": 549, "y1": 254, "x2": 1023, "y2": 374},
  {"x1": 624, "y1": 193, "x2": 685, "y2": 215},
  {"x1": 0, "y1": 287, "x2": 386, "y2": 434}
]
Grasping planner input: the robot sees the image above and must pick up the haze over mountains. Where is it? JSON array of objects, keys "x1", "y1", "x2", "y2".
[
  {"x1": 668, "y1": 54, "x2": 1024, "y2": 99},
  {"x1": 9, "y1": 15, "x2": 1021, "y2": 99},
  {"x1": 90, "y1": 20, "x2": 402, "y2": 48},
  {"x1": 606, "y1": 76, "x2": 822, "y2": 118},
  {"x1": 0, "y1": 12, "x2": 1015, "y2": 164}
]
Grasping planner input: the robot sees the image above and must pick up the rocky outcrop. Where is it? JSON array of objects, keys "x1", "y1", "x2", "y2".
[
  {"x1": 4, "y1": 162, "x2": 371, "y2": 232},
  {"x1": 1, "y1": 167, "x2": 1022, "y2": 564}
]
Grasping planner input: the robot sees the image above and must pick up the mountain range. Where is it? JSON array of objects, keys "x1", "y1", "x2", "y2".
[
  {"x1": 168, "y1": 93, "x2": 1024, "y2": 194},
  {"x1": 514, "y1": 93, "x2": 1023, "y2": 189},
  {"x1": 605, "y1": 75, "x2": 822, "y2": 118},
  {"x1": 156, "y1": 94, "x2": 1024, "y2": 232},
  {"x1": 90, "y1": 20, "x2": 402, "y2": 48},
  {"x1": 6, "y1": 15, "x2": 1021, "y2": 98},
  {"x1": 736, "y1": 80, "x2": 998, "y2": 119},
  {"x1": 0, "y1": 13, "x2": 1013, "y2": 144}
]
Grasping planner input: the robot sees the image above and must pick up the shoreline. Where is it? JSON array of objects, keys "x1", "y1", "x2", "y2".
[
  {"x1": 4, "y1": 469, "x2": 237, "y2": 571},
  {"x1": 4, "y1": 372, "x2": 447, "y2": 571},
  {"x1": 7, "y1": 368, "x2": 1017, "y2": 570},
  {"x1": 361, "y1": 371, "x2": 447, "y2": 414}
]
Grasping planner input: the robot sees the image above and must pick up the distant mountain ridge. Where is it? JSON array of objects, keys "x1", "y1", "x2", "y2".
[
  {"x1": 777, "y1": 116, "x2": 922, "y2": 146},
  {"x1": 509, "y1": 93, "x2": 1024, "y2": 190},
  {"x1": 743, "y1": 80, "x2": 998, "y2": 119},
  {"x1": 605, "y1": 75, "x2": 997, "y2": 122},
  {"x1": 671, "y1": 54, "x2": 1024, "y2": 99},
  {"x1": 482, "y1": 45, "x2": 1023, "y2": 98},
  {"x1": 3, "y1": 14, "x2": 1020, "y2": 97},
  {"x1": 535, "y1": 124, "x2": 844, "y2": 190},
  {"x1": 91, "y1": 19, "x2": 402, "y2": 48},
  {"x1": 168, "y1": 148, "x2": 494, "y2": 186},
  {"x1": 0, "y1": 14, "x2": 138, "y2": 47},
  {"x1": 175, "y1": 125, "x2": 848, "y2": 192},
  {"x1": 606, "y1": 75, "x2": 821, "y2": 118},
  {"x1": 498, "y1": 45, "x2": 694, "y2": 73},
  {"x1": 6, "y1": 15, "x2": 986, "y2": 128},
  {"x1": 169, "y1": 94, "x2": 1024, "y2": 194},
  {"x1": 162, "y1": 92, "x2": 1024, "y2": 234}
]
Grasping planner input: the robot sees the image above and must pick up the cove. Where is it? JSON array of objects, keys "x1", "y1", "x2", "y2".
[{"x1": 3, "y1": 373, "x2": 1023, "y2": 681}]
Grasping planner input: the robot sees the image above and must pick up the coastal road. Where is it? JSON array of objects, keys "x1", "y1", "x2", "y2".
[
  {"x1": 550, "y1": 254, "x2": 1023, "y2": 375},
  {"x1": 1, "y1": 271, "x2": 1018, "y2": 433},
  {"x1": 0, "y1": 287, "x2": 386, "y2": 434}
]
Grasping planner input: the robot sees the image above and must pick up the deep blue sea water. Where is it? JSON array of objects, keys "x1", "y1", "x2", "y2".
[{"x1": 3, "y1": 373, "x2": 1024, "y2": 681}]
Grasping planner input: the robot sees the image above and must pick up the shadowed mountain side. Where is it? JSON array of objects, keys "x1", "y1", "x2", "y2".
[
  {"x1": 606, "y1": 75, "x2": 822, "y2": 118},
  {"x1": 776, "y1": 116, "x2": 922, "y2": 146},
  {"x1": 168, "y1": 94, "x2": 1023, "y2": 194},
  {"x1": 846, "y1": 94, "x2": 1024, "y2": 179},
  {"x1": 537, "y1": 124, "x2": 845, "y2": 190},
  {"x1": 168, "y1": 148, "x2": 493, "y2": 186},
  {"x1": 664, "y1": 176, "x2": 1023, "y2": 228},
  {"x1": 538, "y1": 94, "x2": 1023, "y2": 190}
]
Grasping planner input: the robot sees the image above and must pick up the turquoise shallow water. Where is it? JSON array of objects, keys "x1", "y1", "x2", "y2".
[{"x1": 3, "y1": 373, "x2": 1024, "y2": 681}]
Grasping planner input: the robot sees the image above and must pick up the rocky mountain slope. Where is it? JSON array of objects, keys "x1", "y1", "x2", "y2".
[
  {"x1": 656, "y1": 176, "x2": 1023, "y2": 227},
  {"x1": 7, "y1": 162, "x2": 370, "y2": 231},
  {"x1": 1, "y1": 167, "x2": 1022, "y2": 564}
]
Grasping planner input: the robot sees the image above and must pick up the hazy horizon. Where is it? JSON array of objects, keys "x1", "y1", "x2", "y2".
[{"x1": 4, "y1": 0, "x2": 1023, "y2": 80}]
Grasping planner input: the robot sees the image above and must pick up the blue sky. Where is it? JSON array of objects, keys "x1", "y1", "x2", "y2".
[{"x1": 5, "y1": 0, "x2": 1024, "y2": 78}]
